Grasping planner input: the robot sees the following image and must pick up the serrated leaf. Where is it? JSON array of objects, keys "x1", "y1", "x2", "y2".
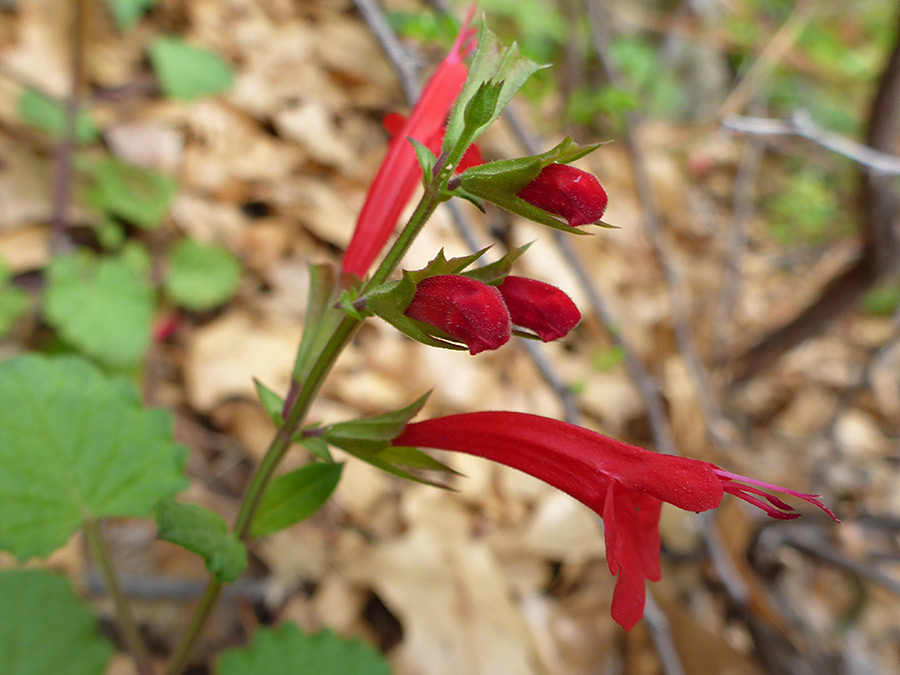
[
  {"x1": 463, "y1": 243, "x2": 531, "y2": 285},
  {"x1": 0, "y1": 354, "x2": 188, "y2": 560},
  {"x1": 251, "y1": 463, "x2": 343, "y2": 538},
  {"x1": 104, "y1": 0, "x2": 158, "y2": 31},
  {"x1": 78, "y1": 155, "x2": 177, "y2": 229},
  {"x1": 217, "y1": 623, "x2": 391, "y2": 675},
  {"x1": 149, "y1": 37, "x2": 234, "y2": 101},
  {"x1": 18, "y1": 89, "x2": 98, "y2": 144},
  {"x1": 165, "y1": 239, "x2": 242, "y2": 310},
  {"x1": 254, "y1": 379, "x2": 285, "y2": 427},
  {"x1": 43, "y1": 250, "x2": 154, "y2": 368},
  {"x1": 155, "y1": 500, "x2": 247, "y2": 583},
  {"x1": 321, "y1": 393, "x2": 429, "y2": 454},
  {"x1": 0, "y1": 570, "x2": 114, "y2": 675}
]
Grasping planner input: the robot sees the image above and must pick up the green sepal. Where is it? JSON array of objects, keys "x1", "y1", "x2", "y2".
[
  {"x1": 320, "y1": 393, "x2": 430, "y2": 455},
  {"x1": 292, "y1": 264, "x2": 342, "y2": 383},
  {"x1": 253, "y1": 378, "x2": 284, "y2": 427},
  {"x1": 406, "y1": 248, "x2": 492, "y2": 284},
  {"x1": 463, "y1": 243, "x2": 531, "y2": 285},
  {"x1": 342, "y1": 447, "x2": 454, "y2": 489},
  {"x1": 409, "y1": 137, "x2": 437, "y2": 184},
  {"x1": 442, "y1": 23, "x2": 543, "y2": 163},
  {"x1": 250, "y1": 462, "x2": 344, "y2": 538},
  {"x1": 154, "y1": 500, "x2": 247, "y2": 583}
]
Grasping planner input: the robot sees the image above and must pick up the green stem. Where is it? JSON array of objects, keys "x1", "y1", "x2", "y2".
[
  {"x1": 165, "y1": 170, "x2": 449, "y2": 675},
  {"x1": 84, "y1": 518, "x2": 155, "y2": 675}
]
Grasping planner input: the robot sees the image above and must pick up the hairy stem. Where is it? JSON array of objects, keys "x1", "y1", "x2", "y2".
[{"x1": 83, "y1": 518, "x2": 155, "y2": 675}]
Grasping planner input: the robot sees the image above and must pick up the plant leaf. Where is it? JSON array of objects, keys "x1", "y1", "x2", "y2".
[
  {"x1": 18, "y1": 89, "x2": 98, "y2": 144},
  {"x1": 217, "y1": 623, "x2": 391, "y2": 675},
  {"x1": 165, "y1": 239, "x2": 242, "y2": 310},
  {"x1": 78, "y1": 155, "x2": 177, "y2": 229},
  {"x1": 254, "y1": 379, "x2": 285, "y2": 427},
  {"x1": 155, "y1": 500, "x2": 247, "y2": 583},
  {"x1": 149, "y1": 37, "x2": 234, "y2": 101},
  {"x1": 251, "y1": 463, "x2": 343, "y2": 538},
  {"x1": 321, "y1": 393, "x2": 429, "y2": 454},
  {"x1": 0, "y1": 354, "x2": 188, "y2": 559},
  {"x1": 43, "y1": 250, "x2": 154, "y2": 369},
  {"x1": 0, "y1": 570, "x2": 114, "y2": 674},
  {"x1": 103, "y1": 0, "x2": 158, "y2": 31}
]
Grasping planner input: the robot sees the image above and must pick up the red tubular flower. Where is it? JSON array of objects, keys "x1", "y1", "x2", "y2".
[
  {"x1": 497, "y1": 276, "x2": 581, "y2": 341},
  {"x1": 393, "y1": 412, "x2": 838, "y2": 631},
  {"x1": 341, "y1": 9, "x2": 478, "y2": 278},
  {"x1": 403, "y1": 275, "x2": 511, "y2": 355},
  {"x1": 516, "y1": 163, "x2": 608, "y2": 227}
]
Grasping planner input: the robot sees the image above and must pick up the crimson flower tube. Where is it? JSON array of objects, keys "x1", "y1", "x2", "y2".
[
  {"x1": 394, "y1": 412, "x2": 837, "y2": 630},
  {"x1": 341, "y1": 10, "x2": 477, "y2": 278}
]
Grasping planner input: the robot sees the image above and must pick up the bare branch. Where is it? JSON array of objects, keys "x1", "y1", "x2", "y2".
[{"x1": 723, "y1": 111, "x2": 900, "y2": 175}]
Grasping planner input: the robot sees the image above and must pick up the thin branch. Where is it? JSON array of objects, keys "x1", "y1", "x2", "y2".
[
  {"x1": 723, "y1": 111, "x2": 900, "y2": 175},
  {"x1": 714, "y1": 105, "x2": 766, "y2": 361},
  {"x1": 732, "y1": 4, "x2": 900, "y2": 382},
  {"x1": 353, "y1": 0, "x2": 422, "y2": 103},
  {"x1": 643, "y1": 592, "x2": 687, "y2": 675},
  {"x1": 586, "y1": 0, "x2": 730, "y2": 449},
  {"x1": 50, "y1": 0, "x2": 87, "y2": 254},
  {"x1": 84, "y1": 519, "x2": 155, "y2": 675}
]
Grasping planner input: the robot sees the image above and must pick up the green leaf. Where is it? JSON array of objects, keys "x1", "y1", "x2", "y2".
[
  {"x1": 18, "y1": 89, "x2": 98, "y2": 144},
  {"x1": 218, "y1": 623, "x2": 391, "y2": 675},
  {"x1": 409, "y1": 137, "x2": 437, "y2": 181},
  {"x1": 0, "y1": 570, "x2": 114, "y2": 674},
  {"x1": 78, "y1": 155, "x2": 177, "y2": 229},
  {"x1": 0, "y1": 354, "x2": 188, "y2": 560},
  {"x1": 104, "y1": 0, "x2": 158, "y2": 31},
  {"x1": 321, "y1": 393, "x2": 429, "y2": 455},
  {"x1": 149, "y1": 37, "x2": 235, "y2": 101},
  {"x1": 0, "y1": 260, "x2": 27, "y2": 338},
  {"x1": 377, "y1": 445, "x2": 460, "y2": 475},
  {"x1": 43, "y1": 250, "x2": 154, "y2": 369},
  {"x1": 443, "y1": 24, "x2": 543, "y2": 159},
  {"x1": 299, "y1": 436, "x2": 334, "y2": 463},
  {"x1": 862, "y1": 280, "x2": 900, "y2": 316},
  {"x1": 462, "y1": 243, "x2": 530, "y2": 285},
  {"x1": 293, "y1": 264, "x2": 341, "y2": 383},
  {"x1": 406, "y1": 248, "x2": 492, "y2": 284},
  {"x1": 165, "y1": 239, "x2": 242, "y2": 310},
  {"x1": 155, "y1": 500, "x2": 247, "y2": 583},
  {"x1": 251, "y1": 463, "x2": 343, "y2": 538},
  {"x1": 254, "y1": 379, "x2": 285, "y2": 427}
]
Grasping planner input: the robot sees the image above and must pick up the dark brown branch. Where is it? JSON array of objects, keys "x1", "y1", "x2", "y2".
[{"x1": 731, "y1": 7, "x2": 900, "y2": 383}]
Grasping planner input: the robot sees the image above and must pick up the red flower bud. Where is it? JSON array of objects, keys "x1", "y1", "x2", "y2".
[
  {"x1": 404, "y1": 275, "x2": 511, "y2": 355},
  {"x1": 497, "y1": 276, "x2": 581, "y2": 341},
  {"x1": 516, "y1": 163, "x2": 608, "y2": 227}
]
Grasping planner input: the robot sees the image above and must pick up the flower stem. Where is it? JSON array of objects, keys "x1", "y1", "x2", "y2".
[
  {"x1": 83, "y1": 518, "x2": 155, "y2": 675},
  {"x1": 164, "y1": 176, "x2": 447, "y2": 675}
]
